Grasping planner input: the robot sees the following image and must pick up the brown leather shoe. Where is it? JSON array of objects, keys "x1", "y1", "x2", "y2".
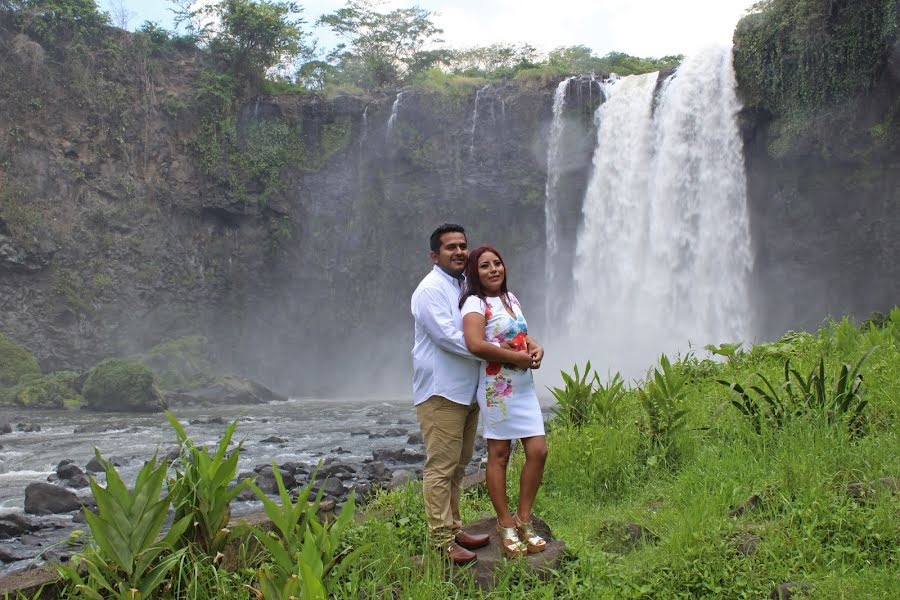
[
  {"x1": 444, "y1": 542, "x2": 477, "y2": 565},
  {"x1": 455, "y1": 530, "x2": 490, "y2": 550}
]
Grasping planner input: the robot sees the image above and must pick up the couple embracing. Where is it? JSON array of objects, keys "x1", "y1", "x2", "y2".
[{"x1": 411, "y1": 223, "x2": 549, "y2": 564}]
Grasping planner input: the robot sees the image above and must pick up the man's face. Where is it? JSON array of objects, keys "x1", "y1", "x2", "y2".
[{"x1": 431, "y1": 231, "x2": 468, "y2": 277}]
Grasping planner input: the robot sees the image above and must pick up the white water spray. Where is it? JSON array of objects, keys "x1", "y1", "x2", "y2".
[{"x1": 567, "y1": 47, "x2": 753, "y2": 375}]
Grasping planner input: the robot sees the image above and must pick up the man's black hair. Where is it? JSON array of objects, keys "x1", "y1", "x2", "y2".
[{"x1": 429, "y1": 223, "x2": 466, "y2": 252}]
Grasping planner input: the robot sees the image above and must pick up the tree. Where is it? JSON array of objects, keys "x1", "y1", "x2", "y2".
[
  {"x1": 448, "y1": 43, "x2": 538, "y2": 76},
  {"x1": 180, "y1": 0, "x2": 311, "y2": 93},
  {"x1": 13, "y1": 0, "x2": 110, "y2": 44},
  {"x1": 317, "y1": 0, "x2": 442, "y2": 88}
]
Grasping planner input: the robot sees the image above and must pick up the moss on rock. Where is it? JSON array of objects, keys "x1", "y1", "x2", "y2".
[
  {"x1": 0, "y1": 331, "x2": 41, "y2": 386},
  {"x1": 8, "y1": 371, "x2": 81, "y2": 408},
  {"x1": 82, "y1": 358, "x2": 165, "y2": 412},
  {"x1": 136, "y1": 335, "x2": 214, "y2": 390}
]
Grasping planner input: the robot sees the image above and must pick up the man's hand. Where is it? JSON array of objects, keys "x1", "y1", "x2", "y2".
[{"x1": 526, "y1": 336, "x2": 544, "y2": 370}]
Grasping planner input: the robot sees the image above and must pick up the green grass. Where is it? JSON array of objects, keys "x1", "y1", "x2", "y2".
[{"x1": 53, "y1": 311, "x2": 899, "y2": 598}]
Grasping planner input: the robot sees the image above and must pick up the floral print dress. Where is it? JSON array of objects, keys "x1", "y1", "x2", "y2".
[{"x1": 461, "y1": 293, "x2": 545, "y2": 440}]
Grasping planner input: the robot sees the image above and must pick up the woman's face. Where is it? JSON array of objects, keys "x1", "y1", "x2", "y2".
[{"x1": 477, "y1": 251, "x2": 505, "y2": 295}]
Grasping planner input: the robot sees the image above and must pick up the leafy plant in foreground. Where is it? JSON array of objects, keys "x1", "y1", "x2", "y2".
[
  {"x1": 166, "y1": 411, "x2": 253, "y2": 556},
  {"x1": 247, "y1": 463, "x2": 368, "y2": 599},
  {"x1": 638, "y1": 354, "x2": 689, "y2": 461},
  {"x1": 549, "y1": 362, "x2": 596, "y2": 427},
  {"x1": 592, "y1": 371, "x2": 628, "y2": 425},
  {"x1": 718, "y1": 349, "x2": 874, "y2": 434},
  {"x1": 58, "y1": 450, "x2": 191, "y2": 599}
]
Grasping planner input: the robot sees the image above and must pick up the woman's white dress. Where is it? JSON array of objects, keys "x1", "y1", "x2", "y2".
[{"x1": 461, "y1": 293, "x2": 545, "y2": 440}]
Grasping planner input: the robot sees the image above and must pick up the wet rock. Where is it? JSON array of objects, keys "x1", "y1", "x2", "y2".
[
  {"x1": 728, "y1": 494, "x2": 762, "y2": 517},
  {"x1": 597, "y1": 521, "x2": 659, "y2": 554},
  {"x1": 66, "y1": 473, "x2": 90, "y2": 489},
  {"x1": 363, "y1": 461, "x2": 388, "y2": 479},
  {"x1": 0, "y1": 422, "x2": 11, "y2": 434},
  {"x1": 407, "y1": 431, "x2": 424, "y2": 445},
  {"x1": 372, "y1": 448, "x2": 425, "y2": 464},
  {"x1": 73, "y1": 423, "x2": 122, "y2": 434},
  {"x1": 165, "y1": 375, "x2": 287, "y2": 407},
  {"x1": 57, "y1": 462, "x2": 84, "y2": 481},
  {"x1": 317, "y1": 498, "x2": 337, "y2": 513},
  {"x1": 375, "y1": 417, "x2": 392, "y2": 425},
  {"x1": 312, "y1": 477, "x2": 344, "y2": 497},
  {"x1": 474, "y1": 436, "x2": 487, "y2": 452},
  {"x1": 0, "y1": 546, "x2": 35, "y2": 563},
  {"x1": 259, "y1": 435, "x2": 287, "y2": 444},
  {"x1": 382, "y1": 428, "x2": 407, "y2": 437},
  {"x1": 24, "y1": 482, "x2": 80, "y2": 515},
  {"x1": 331, "y1": 446, "x2": 351, "y2": 454},
  {"x1": 189, "y1": 416, "x2": 226, "y2": 425},
  {"x1": 349, "y1": 481, "x2": 374, "y2": 499},
  {"x1": 396, "y1": 418, "x2": 414, "y2": 425},
  {"x1": 164, "y1": 446, "x2": 181, "y2": 462},
  {"x1": 318, "y1": 463, "x2": 356, "y2": 480},
  {"x1": 350, "y1": 428, "x2": 370, "y2": 436},
  {"x1": 17, "y1": 423, "x2": 40, "y2": 432},
  {"x1": 388, "y1": 469, "x2": 418, "y2": 489},
  {"x1": 278, "y1": 461, "x2": 310, "y2": 475},
  {"x1": 0, "y1": 514, "x2": 39, "y2": 539},
  {"x1": 770, "y1": 582, "x2": 814, "y2": 599}
]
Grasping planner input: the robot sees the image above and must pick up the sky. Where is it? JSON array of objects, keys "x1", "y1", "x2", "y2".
[{"x1": 108, "y1": 0, "x2": 760, "y2": 59}]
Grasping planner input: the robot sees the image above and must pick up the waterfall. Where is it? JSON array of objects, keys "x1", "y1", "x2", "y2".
[
  {"x1": 469, "y1": 84, "x2": 490, "y2": 156},
  {"x1": 386, "y1": 92, "x2": 405, "y2": 141},
  {"x1": 544, "y1": 76, "x2": 574, "y2": 322},
  {"x1": 567, "y1": 47, "x2": 753, "y2": 375},
  {"x1": 360, "y1": 105, "x2": 369, "y2": 147}
]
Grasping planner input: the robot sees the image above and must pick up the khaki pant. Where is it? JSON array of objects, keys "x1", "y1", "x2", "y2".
[{"x1": 415, "y1": 395, "x2": 480, "y2": 549}]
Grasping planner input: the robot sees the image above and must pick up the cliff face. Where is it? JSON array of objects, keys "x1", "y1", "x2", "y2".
[
  {"x1": 733, "y1": 0, "x2": 900, "y2": 337},
  {"x1": 0, "y1": 29, "x2": 601, "y2": 394}
]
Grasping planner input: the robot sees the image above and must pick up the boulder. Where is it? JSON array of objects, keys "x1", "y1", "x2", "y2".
[
  {"x1": 388, "y1": 469, "x2": 418, "y2": 489},
  {"x1": 363, "y1": 461, "x2": 388, "y2": 479},
  {"x1": 165, "y1": 374, "x2": 287, "y2": 406},
  {"x1": 24, "y1": 482, "x2": 81, "y2": 515},
  {"x1": 372, "y1": 448, "x2": 425, "y2": 464},
  {"x1": 0, "y1": 513, "x2": 39, "y2": 539},
  {"x1": 259, "y1": 435, "x2": 287, "y2": 444},
  {"x1": 82, "y1": 358, "x2": 166, "y2": 412},
  {"x1": 350, "y1": 428, "x2": 370, "y2": 436},
  {"x1": 312, "y1": 477, "x2": 344, "y2": 497},
  {"x1": 407, "y1": 431, "x2": 424, "y2": 445},
  {"x1": 57, "y1": 462, "x2": 84, "y2": 480},
  {"x1": 17, "y1": 423, "x2": 40, "y2": 432},
  {"x1": 0, "y1": 422, "x2": 11, "y2": 434},
  {"x1": 597, "y1": 521, "x2": 659, "y2": 554}
]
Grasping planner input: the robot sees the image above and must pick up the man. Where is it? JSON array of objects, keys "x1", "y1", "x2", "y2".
[{"x1": 411, "y1": 223, "x2": 543, "y2": 564}]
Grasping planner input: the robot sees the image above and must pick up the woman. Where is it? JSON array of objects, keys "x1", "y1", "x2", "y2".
[{"x1": 459, "y1": 245, "x2": 548, "y2": 558}]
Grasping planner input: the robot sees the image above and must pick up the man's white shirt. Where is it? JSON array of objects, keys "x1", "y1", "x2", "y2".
[{"x1": 411, "y1": 265, "x2": 479, "y2": 406}]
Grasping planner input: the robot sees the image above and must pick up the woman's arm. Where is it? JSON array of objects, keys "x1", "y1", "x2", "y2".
[{"x1": 462, "y1": 313, "x2": 533, "y2": 369}]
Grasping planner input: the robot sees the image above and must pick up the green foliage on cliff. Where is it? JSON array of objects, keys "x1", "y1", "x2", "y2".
[
  {"x1": 0, "y1": 331, "x2": 40, "y2": 385},
  {"x1": 734, "y1": 0, "x2": 898, "y2": 114},
  {"x1": 82, "y1": 357, "x2": 165, "y2": 411},
  {"x1": 548, "y1": 46, "x2": 683, "y2": 76}
]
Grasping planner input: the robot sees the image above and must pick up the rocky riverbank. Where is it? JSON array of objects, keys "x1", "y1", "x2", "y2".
[{"x1": 0, "y1": 398, "x2": 512, "y2": 576}]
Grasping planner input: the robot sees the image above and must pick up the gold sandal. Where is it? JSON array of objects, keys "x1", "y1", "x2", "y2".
[
  {"x1": 514, "y1": 513, "x2": 547, "y2": 554},
  {"x1": 497, "y1": 523, "x2": 528, "y2": 559}
]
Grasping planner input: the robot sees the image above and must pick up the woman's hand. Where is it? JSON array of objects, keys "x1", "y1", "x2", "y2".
[{"x1": 509, "y1": 350, "x2": 533, "y2": 370}]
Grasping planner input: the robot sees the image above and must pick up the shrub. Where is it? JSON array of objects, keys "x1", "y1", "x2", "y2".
[
  {"x1": 0, "y1": 331, "x2": 41, "y2": 385},
  {"x1": 10, "y1": 370, "x2": 80, "y2": 408},
  {"x1": 82, "y1": 358, "x2": 165, "y2": 412},
  {"x1": 137, "y1": 335, "x2": 213, "y2": 390}
]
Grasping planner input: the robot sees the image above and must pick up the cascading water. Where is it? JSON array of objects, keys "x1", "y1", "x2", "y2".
[
  {"x1": 544, "y1": 76, "x2": 575, "y2": 322},
  {"x1": 469, "y1": 84, "x2": 490, "y2": 155},
  {"x1": 386, "y1": 91, "x2": 405, "y2": 141},
  {"x1": 567, "y1": 47, "x2": 753, "y2": 375}
]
